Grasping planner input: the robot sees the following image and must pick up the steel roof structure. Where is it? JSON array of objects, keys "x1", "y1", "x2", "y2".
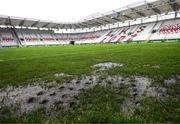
[{"x1": 0, "y1": 0, "x2": 180, "y2": 30}]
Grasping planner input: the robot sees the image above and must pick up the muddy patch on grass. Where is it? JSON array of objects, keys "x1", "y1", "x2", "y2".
[
  {"x1": 122, "y1": 76, "x2": 167, "y2": 115},
  {"x1": 0, "y1": 63, "x2": 168, "y2": 116},
  {"x1": 122, "y1": 77, "x2": 151, "y2": 115},
  {"x1": 54, "y1": 73, "x2": 72, "y2": 78},
  {"x1": 0, "y1": 74, "x2": 130, "y2": 114},
  {"x1": 0, "y1": 74, "x2": 167, "y2": 116},
  {"x1": 0, "y1": 75, "x2": 98, "y2": 114},
  {"x1": 92, "y1": 62, "x2": 123, "y2": 71},
  {"x1": 146, "y1": 86, "x2": 166, "y2": 98},
  {"x1": 131, "y1": 77, "x2": 151, "y2": 96},
  {"x1": 164, "y1": 75, "x2": 180, "y2": 85}
]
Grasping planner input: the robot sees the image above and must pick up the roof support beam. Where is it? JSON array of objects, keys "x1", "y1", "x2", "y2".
[
  {"x1": 76, "y1": 23, "x2": 88, "y2": 28},
  {"x1": 123, "y1": 15, "x2": 133, "y2": 20},
  {"x1": 110, "y1": 12, "x2": 124, "y2": 22},
  {"x1": 42, "y1": 23, "x2": 50, "y2": 28},
  {"x1": 73, "y1": 24, "x2": 82, "y2": 29},
  {"x1": 82, "y1": 21, "x2": 101, "y2": 27},
  {"x1": 64, "y1": 24, "x2": 70, "y2": 30},
  {"x1": 82, "y1": 22, "x2": 95, "y2": 27},
  {"x1": 110, "y1": 17, "x2": 122, "y2": 22},
  {"x1": 51, "y1": 24, "x2": 60, "y2": 29},
  {"x1": 89, "y1": 16, "x2": 109, "y2": 26},
  {"x1": 68, "y1": 24, "x2": 73, "y2": 29},
  {"x1": 5, "y1": 17, "x2": 12, "y2": 26},
  {"x1": 19, "y1": 19, "x2": 25, "y2": 26},
  {"x1": 90, "y1": 20, "x2": 104, "y2": 26},
  {"x1": 169, "y1": 0, "x2": 180, "y2": 11},
  {"x1": 60, "y1": 24, "x2": 65, "y2": 29},
  {"x1": 100, "y1": 14, "x2": 121, "y2": 23},
  {"x1": 146, "y1": 3, "x2": 162, "y2": 14},
  {"x1": 130, "y1": 8, "x2": 146, "y2": 17},
  {"x1": 127, "y1": 6, "x2": 146, "y2": 17},
  {"x1": 97, "y1": 18, "x2": 112, "y2": 24},
  {"x1": 31, "y1": 21, "x2": 39, "y2": 27},
  {"x1": 82, "y1": 15, "x2": 104, "y2": 26},
  {"x1": 151, "y1": 7, "x2": 162, "y2": 14}
]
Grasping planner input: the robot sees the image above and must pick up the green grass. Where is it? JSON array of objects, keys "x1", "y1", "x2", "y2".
[
  {"x1": 0, "y1": 42, "x2": 180, "y2": 88},
  {"x1": 0, "y1": 42, "x2": 180, "y2": 123}
]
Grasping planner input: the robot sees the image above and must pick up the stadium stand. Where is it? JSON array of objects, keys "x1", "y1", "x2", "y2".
[
  {"x1": 0, "y1": 18, "x2": 180, "y2": 47},
  {"x1": 0, "y1": 0, "x2": 180, "y2": 47},
  {"x1": 150, "y1": 19, "x2": 180, "y2": 41},
  {"x1": 0, "y1": 28, "x2": 19, "y2": 47}
]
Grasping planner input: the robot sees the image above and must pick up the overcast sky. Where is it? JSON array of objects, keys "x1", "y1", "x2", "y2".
[{"x1": 0, "y1": 0, "x2": 141, "y2": 22}]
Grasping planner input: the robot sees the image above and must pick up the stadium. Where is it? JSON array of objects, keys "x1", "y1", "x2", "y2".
[{"x1": 0, "y1": 0, "x2": 180, "y2": 123}]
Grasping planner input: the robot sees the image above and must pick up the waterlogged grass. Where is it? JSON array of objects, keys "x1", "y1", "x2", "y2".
[
  {"x1": 0, "y1": 42, "x2": 180, "y2": 123},
  {"x1": 1, "y1": 85, "x2": 179, "y2": 123},
  {"x1": 0, "y1": 86, "x2": 134, "y2": 123}
]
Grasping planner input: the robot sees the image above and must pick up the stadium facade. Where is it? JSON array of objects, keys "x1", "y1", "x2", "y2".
[{"x1": 0, "y1": 0, "x2": 180, "y2": 47}]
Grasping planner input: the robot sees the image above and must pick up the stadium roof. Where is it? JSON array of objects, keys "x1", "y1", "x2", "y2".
[{"x1": 0, "y1": 0, "x2": 180, "y2": 29}]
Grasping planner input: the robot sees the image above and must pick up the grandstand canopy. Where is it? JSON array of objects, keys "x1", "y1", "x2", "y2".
[{"x1": 0, "y1": 0, "x2": 180, "y2": 29}]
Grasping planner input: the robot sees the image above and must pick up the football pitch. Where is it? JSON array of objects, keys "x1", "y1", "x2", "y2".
[{"x1": 0, "y1": 42, "x2": 180, "y2": 123}]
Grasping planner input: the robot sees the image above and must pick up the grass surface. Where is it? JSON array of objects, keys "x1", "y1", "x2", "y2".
[
  {"x1": 0, "y1": 42, "x2": 180, "y2": 123},
  {"x1": 0, "y1": 42, "x2": 180, "y2": 88}
]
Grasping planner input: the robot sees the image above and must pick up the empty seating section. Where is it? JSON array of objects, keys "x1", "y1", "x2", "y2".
[
  {"x1": 160, "y1": 19, "x2": 180, "y2": 40},
  {"x1": 16, "y1": 29, "x2": 55, "y2": 46},
  {"x1": 95, "y1": 19, "x2": 180, "y2": 43},
  {"x1": 150, "y1": 19, "x2": 180, "y2": 40},
  {"x1": 71, "y1": 32, "x2": 101, "y2": 44},
  {"x1": 0, "y1": 19, "x2": 179, "y2": 47},
  {"x1": 56, "y1": 34, "x2": 70, "y2": 45},
  {"x1": 38, "y1": 31, "x2": 59, "y2": 45},
  {"x1": 130, "y1": 23, "x2": 156, "y2": 41},
  {"x1": 0, "y1": 28, "x2": 18, "y2": 46}
]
